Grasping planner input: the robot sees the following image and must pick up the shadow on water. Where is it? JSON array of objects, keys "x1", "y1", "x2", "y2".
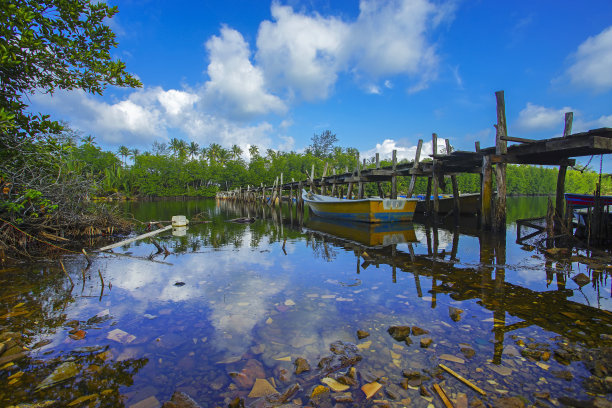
[{"x1": 1, "y1": 197, "x2": 611, "y2": 407}]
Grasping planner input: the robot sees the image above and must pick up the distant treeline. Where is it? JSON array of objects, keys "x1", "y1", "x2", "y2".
[{"x1": 65, "y1": 130, "x2": 610, "y2": 199}]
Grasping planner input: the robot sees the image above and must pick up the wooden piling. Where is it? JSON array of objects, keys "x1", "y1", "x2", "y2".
[
  {"x1": 432, "y1": 133, "x2": 439, "y2": 213},
  {"x1": 391, "y1": 149, "x2": 397, "y2": 199},
  {"x1": 481, "y1": 155, "x2": 493, "y2": 229},
  {"x1": 407, "y1": 139, "x2": 422, "y2": 197},
  {"x1": 555, "y1": 112, "x2": 573, "y2": 232},
  {"x1": 376, "y1": 153, "x2": 384, "y2": 197},
  {"x1": 358, "y1": 157, "x2": 365, "y2": 199},
  {"x1": 494, "y1": 90, "x2": 508, "y2": 231},
  {"x1": 446, "y1": 139, "x2": 460, "y2": 217}
]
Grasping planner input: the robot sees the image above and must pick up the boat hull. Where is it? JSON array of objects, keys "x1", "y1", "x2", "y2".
[
  {"x1": 565, "y1": 193, "x2": 612, "y2": 209},
  {"x1": 304, "y1": 193, "x2": 417, "y2": 223},
  {"x1": 306, "y1": 218, "x2": 417, "y2": 247},
  {"x1": 414, "y1": 193, "x2": 481, "y2": 215}
]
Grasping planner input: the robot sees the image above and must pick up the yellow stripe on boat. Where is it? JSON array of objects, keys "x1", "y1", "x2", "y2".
[{"x1": 302, "y1": 190, "x2": 417, "y2": 223}]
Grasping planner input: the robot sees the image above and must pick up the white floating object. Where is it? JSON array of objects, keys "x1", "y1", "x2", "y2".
[{"x1": 171, "y1": 215, "x2": 189, "y2": 227}]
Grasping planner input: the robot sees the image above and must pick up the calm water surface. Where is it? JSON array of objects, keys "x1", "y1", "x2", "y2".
[{"x1": 0, "y1": 197, "x2": 610, "y2": 407}]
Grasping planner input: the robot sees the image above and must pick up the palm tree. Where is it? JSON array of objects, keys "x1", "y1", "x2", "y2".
[
  {"x1": 217, "y1": 148, "x2": 231, "y2": 166},
  {"x1": 248, "y1": 145, "x2": 259, "y2": 160},
  {"x1": 231, "y1": 144, "x2": 242, "y2": 160},
  {"x1": 81, "y1": 135, "x2": 96, "y2": 146},
  {"x1": 207, "y1": 143, "x2": 222, "y2": 164},
  {"x1": 200, "y1": 147, "x2": 209, "y2": 164},
  {"x1": 117, "y1": 145, "x2": 130, "y2": 167},
  {"x1": 129, "y1": 148, "x2": 140, "y2": 164},
  {"x1": 188, "y1": 141, "x2": 200, "y2": 160},
  {"x1": 169, "y1": 137, "x2": 181, "y2": 157}
]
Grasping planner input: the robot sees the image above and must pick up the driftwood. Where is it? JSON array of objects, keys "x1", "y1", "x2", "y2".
[{"x1": 96, "y1": 225, "x2": 173, "y2": 252}]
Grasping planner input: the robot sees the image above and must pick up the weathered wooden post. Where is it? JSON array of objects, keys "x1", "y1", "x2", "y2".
[
  {"x1": 555, "y1": 112, "x2": 573, "y2": 233},
  {"x1": 358, "y1": 155, "x2": 365, "y2": 199},
  {"x1": 425, "y1": 177, "x2": 432, "y2": 214},
  {"x1": 310, "y1": 164, "x2": 316, "y2": 192},
  {"x1": 330, "y1": 169, "x2": 337, "y2": 197},
  {"x1": 279, "y1": 173, "x2": 283, "y2": 207},
  {"x1": 407, "y1": 139, "x2": 423, "y2": 197},
  {"x1": 391, "y1": 149, "x2": 397, "y2": 199},
  {"x1": 375, "y1": 153, "x2": 384, "y2": 197},
  {"x1": 298, "y1": 180, "x2": 304, "y2": 211},
  {"x1": 481, "y1": 155, "x2": 493, "y2": 229},
  {"x1": 446, "y1": 139, "x2": 460, "y2": 218},
  {"x1": 321, "y1": 163, "x2": 328, "y2": 195},
  {"x1": 432, "y1": 133, "x2": 440, "y2": 213},
  {"x1": 493, "y1": 90, "x2": 508, "y2": 231}
]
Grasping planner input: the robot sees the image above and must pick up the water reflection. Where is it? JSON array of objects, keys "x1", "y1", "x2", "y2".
[{"x1": 1, "y1": 198, "x2": 610, "y2": 407}]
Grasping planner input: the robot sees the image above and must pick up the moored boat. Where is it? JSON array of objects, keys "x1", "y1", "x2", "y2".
[
  {"x1": 565, "y1": 193, "x2": 612, "y2": 209},
  {"x1": 305, "y1": 218, "x2": 417, "y2": 248},
  {"x1": 414, "y1": 193, "x2": 481, "y2": 215},
  {"x1": 302, "y1": 190, "x2": 418, "y2": 223}
]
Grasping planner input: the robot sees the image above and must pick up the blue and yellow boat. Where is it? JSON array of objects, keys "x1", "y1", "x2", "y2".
[
  {"x1": 306, "y1": 218, "x2": 417, "y2": 247},
  {"x1": 302, "y1": 190, "x2": 418, "y2": 223}
]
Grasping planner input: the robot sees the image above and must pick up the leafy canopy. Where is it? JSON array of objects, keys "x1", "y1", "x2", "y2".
[{"x1": 0, "y1": 0, "x2": 142, "y2": 140}]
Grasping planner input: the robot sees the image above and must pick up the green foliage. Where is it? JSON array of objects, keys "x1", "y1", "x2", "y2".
[
  {"x1": 0, "y1": 0, "x2": 141, "y2": 140},
  {"x1": 0, "y1": 0, "x2": 140, "y2": 230}
]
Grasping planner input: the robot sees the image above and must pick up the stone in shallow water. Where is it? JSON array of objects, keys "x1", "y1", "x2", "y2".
[
  {"x1": 488, "y1": 364, "x2": 513, "y2": 376},
  {"x1": 294, "y1": 357, "x2": 311, "y2": 375},
  {"x1": 35, "y1": 361, "x2": 80, "y2": 392},
  {"x1": 357, "y1": 330, "x2": 370, "y2": 339},
  {"x1": 321, "y1": 377, "x2": 349, "y2": 392},
  {"x1": 411, "y1": 326, "x2": 429, "y2": 336},
  {"x1": 129, "y1": 396, "x2": 161, "y2": 408},
  {"x1": 248, "y1": 378, "x2": 278, "y2": 398},
  {"x1": 361, "y1": 381, "x2": 382, "y2": 399},
  {"x1": 420, "y1": 338, "x2": 433, "y2": 348},
  {"x1": 161, "y1": 391, "x2": 201, "y2": 408},
  {"x1": 449, "y1": 307, "x2": 464, "y2": 322},
  {"x1": 439, "y1": 354, "x2": 465, "y2": 364},
  {"x1": 387, "y1": 326, "x2": 411, "y2": 341}
]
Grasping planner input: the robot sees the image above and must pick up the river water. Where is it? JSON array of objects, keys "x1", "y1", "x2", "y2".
[{"x1": 0, "y1": 197, "x2": 610, "y2": 407}]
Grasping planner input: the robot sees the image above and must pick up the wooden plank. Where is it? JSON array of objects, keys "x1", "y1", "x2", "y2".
[
  {"x1": 439, "y1": 364, "x2": 486, "y2": 396},
  {"x1": 501, "y1": 135, "x2": 537, "y2": 144},
  {"x1": 98, "y1": 225, "x2": 173, "y2": 252}
]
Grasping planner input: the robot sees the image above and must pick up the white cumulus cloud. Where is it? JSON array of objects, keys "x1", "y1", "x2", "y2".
[
  {"x1": 515, "y1": 103, "x2": 573, "y2": 132},
  {"x1": 361, "y1": 137, "x2": 447, "y2": 162},
  {"x1": 566, "y1": 25, "x2": 612, "y2": 92},
  {"x1": 256, "y1": 3, "x2": 350, "y2": 101},
  {"x1": 203, "y1": 26, "x2": 286, "y2": 119}
]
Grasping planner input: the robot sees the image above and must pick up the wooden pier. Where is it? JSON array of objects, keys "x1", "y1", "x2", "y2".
[{"x1": 217, "y1": 91, "x2": 612, "y2": 231}]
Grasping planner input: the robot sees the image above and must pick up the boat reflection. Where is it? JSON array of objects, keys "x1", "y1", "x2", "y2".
[{"x1": 305, "y1": 218, "x2": 417, "y2": 248}]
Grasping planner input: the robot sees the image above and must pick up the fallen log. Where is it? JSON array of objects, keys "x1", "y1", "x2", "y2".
[{"x1": 96, "y1": 225, "x2": 172, "y2": 252}]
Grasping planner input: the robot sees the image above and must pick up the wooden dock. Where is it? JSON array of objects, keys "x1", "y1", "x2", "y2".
[{"x1": 217, "y1": 91, "x2": 612, "y2": 231}]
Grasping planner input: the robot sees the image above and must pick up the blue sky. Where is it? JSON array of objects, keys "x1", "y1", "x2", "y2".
[{"x1": 32, "y1": 0, "x2": 612, "y2": 169}]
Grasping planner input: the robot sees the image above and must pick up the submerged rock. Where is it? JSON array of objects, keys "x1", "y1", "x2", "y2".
[
  {"x1": 387, "y1": 326, "x2": 411, "y2": 342},
  {"x1": 161, "y1": 391, "x2": 201, "y2": 408},
  {"x1": 294, "y1": 357, "x2": 311, "y2": 375},
  {"x1": 35, "y1": 361, "x2": 80, "y2": 392},
  {"x1": 449, "y1": 307, "x2": 464, "y2": 322},
  {"x1": 357, "y1": 330, "x2": 370, "y2": 339}
]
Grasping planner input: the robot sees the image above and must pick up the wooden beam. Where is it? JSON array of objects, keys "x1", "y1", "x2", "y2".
[{"x1": 500, "y1": 135, "x2": 537, "y2": 144}]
